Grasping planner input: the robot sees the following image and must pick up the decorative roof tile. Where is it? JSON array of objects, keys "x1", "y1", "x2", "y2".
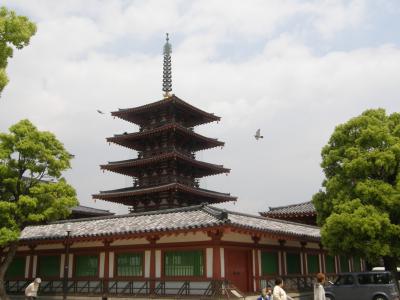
[{"x1": 20, "y1": 205, "x2": 320, "y2": 242}]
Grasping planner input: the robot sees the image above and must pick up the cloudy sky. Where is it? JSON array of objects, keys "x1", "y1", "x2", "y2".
[{"x1": 1, "y1": 0, "x2": 399, "y2": 215}]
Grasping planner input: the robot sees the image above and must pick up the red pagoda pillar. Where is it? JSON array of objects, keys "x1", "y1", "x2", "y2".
[
  {"x1": 252, "y1": 236, "x2": 261, "y2": 292},
  {"x1": 208, "y1": 230, "x2": 223, "y2": 280},
  {"x1": 147, "y1": 236, "x2": 159, "y2": 294},
  {"x1": 102, "y1": 240, "x2": 112, "y2": 296}
]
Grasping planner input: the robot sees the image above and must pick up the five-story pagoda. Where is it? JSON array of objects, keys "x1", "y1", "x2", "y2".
[{"x1": 93, "y1": 34, "x2": 236, "y2": 212}]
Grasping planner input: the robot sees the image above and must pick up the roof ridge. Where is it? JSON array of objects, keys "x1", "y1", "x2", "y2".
[
  {"x1": 73, "y1": 205, "x2": 111, "y2": 212},
  {"x1": 50, "y1": 204, "x2": 206, "y2": 225},
  {"x1": 74, "y1": 204, "x2": 108, "y2": 211},
  {"x1": 202, "y1": 205, "x2": 219, "y2": 216}
]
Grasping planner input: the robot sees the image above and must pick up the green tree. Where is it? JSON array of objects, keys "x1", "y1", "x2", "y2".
[
  {"x1": 312, "y1": 108, "x2": 400, "y2": 273},
  {"x1": 0, "y1": 6, "x2": 36, "y2": 96},
  {"x1": 0, "y1": 119, "x2": 78, "y2": 300}
]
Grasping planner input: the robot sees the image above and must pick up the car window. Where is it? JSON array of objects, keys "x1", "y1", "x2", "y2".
[
  {"x1": 335, "y1": 275, "x2": 355, "y2": 286},
  {"x1": 358, "y1": 274, "x2": 372, "y2": 285},
  {"x1": 373, "y1": 273, "x2": 392, "y2": 284},
  {"x1": 358, "y1": 273, "x2": 392, "y2": 285}
]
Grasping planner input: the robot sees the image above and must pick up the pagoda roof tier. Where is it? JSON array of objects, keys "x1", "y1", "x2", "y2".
[
  {"x1": 107, "y1": 122, "x2": 224, "y2": 152},
  {"x1": 101, "y1": 151, "x2": 230, "y2": 177},
  {"x1": 112, "y1": 95, "x2": 220, "y2": 127},
  {"x1": 92, "y1": 183, "x2": 237, "y2": 205}
]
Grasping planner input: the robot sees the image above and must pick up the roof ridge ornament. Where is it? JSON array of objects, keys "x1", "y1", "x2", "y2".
[{"x1": 163, "y1": 33, "x2": 172, "y2": 98}]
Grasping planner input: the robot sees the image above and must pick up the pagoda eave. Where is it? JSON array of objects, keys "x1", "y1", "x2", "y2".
[
  {"x1": 101, "y1": 166, "x2": 229, "y2": 178},
  {"x1": 106, "y1": 123, "x2": 224, "y2": 152},
  {"x1": 112, "y1": 95, "x2": 220, "y2": 127},
  {"x1": 108, "y1": 139, "x2": 223, "y2": 152},
  {"x1": 100, "y1": 151, "x2": 230, "y2": 177},
  {"x1": 92, "y1": 183, "x2": 237, "y2": 205}
]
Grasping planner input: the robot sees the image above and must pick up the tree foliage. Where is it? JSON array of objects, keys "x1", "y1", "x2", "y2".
[
  {"x1": 0, "y1": 119, "x2": 78, "y2": 246},
  {"x1": 0, "y1": 119, "x2": 78, "y2": 299},
  {"x1": 0, "y1": 6, "x2": 36, "y2": 95},
  {"x1": 312, "y1": 109, "x2": 400, "y2": 263}
]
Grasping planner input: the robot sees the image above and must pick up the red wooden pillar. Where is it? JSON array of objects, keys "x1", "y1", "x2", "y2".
[
  {"x1": 278, "y1": 240, "x2": 286, "y2": 276},
  {"x1": 319, "y1": 243, "x2": 325, "y2": 273},
  {"x1": 150, "y1": 247, "x2": 155, "y2": 290},
  {"x1": 147, "y1": 236, "x2": 159, "y2": 294},
  {"x1": 335, "y1": 255, "x2": 339, "y2": 273},
  {"x1": 349, "y1": 257, "x2": 354, "y2": 272},
  {"x1": 208, "y1": 230, "x2": 223, "y2": 280},
  {"x1": 28, "y1": 245, "x2": 36, "y2": 279},
  {"x1": 301, "y1": 241, "x2": 307, "y2": 275},
  {"x1": 252, "y1": 236, "x2": 261, "y2": 292},
  {"x1": 213, "y1": 246, "x2": 221, "y2": 279},
  {"x1": 103, "y1": 240, "x2": 112, "y2": 296}
]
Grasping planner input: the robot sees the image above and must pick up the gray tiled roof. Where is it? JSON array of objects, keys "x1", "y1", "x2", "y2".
[
  {"x1": 226, "y1": 210, "x2": 319, "y2": 239},
  {"x1": 262, "y1": 201, "x2": 316, "y2": 216},
  {"x1": 20, "y1": 205, "x2": 320, "y2": 242}
]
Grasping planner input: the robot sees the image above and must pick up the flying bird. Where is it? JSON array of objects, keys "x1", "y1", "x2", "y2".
[
  {"x1": 254, "y1": 129, "x2": 264, "y2": 140},
  {"x1": 97, "y1": 109, "x2": 105, "y2": 114}
]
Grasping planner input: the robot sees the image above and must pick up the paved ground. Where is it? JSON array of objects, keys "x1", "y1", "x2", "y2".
[{"x1": 246, "y1": 292, "x2": 313, "y2": 300}]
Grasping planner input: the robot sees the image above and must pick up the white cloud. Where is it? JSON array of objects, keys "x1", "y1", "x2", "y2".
[{"x1": 310, "y1": 0, "x2": 366, "y2": 39}]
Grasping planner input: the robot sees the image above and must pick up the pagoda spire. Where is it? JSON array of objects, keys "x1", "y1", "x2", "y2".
[{"x1": 163, "y1": 33, "x2": 172, "y2": 98}]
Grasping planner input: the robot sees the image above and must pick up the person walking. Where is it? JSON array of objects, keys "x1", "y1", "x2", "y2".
[
  {"x1": 273, "y1": 277, "x2": 293, "y2": 300},
  {"x1": 272, "y1": 277, "x2": 291, "y2": 300},
  {"x1": 314, "y1": 273, "x2": 326, "y2": 300},
  {"x1": 25, "y1": 278, "x2": 41, "y2": 300}
]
